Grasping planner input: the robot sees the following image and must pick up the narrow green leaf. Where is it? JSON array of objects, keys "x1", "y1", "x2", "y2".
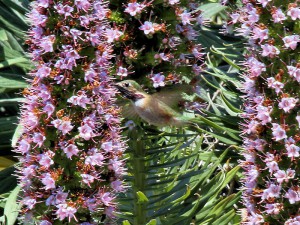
[
  {"x1": 0, "y1": 75, "x2": 27, "y2": 88},
  {"x1": 0, "y1": 98, "x2": 24, "y2": 105},
  {"x1": 145, "y1": 219, "x2": 157, "y2": 225},
  {"x1": 198, "y1": 3, "x2": 227, "y2": 19},
  {"x1": 207, "y1": 194, "x2": 236, "y2": 217},
  {"x1": 122, "y1": 220, "x2": 132, "y2": 225},
  {"x1": 221, "y1": 94, "x2": 242, "y2": 113},
  {"x1": 171, "y1": 185, "x2": 191, "y2": 204},
  {"x1": 211, "y1": 209, "x2": 236, "y2": 225},
  {"x1": 4, "y1": 185, "x2": 21, "y2": 225},
  {"x1": 11, "y1": 124, "x2": 23, "y2": 148},
  {"x1": 210, "y1": 47, "x2": 241, "y2": 69},
  {"x1": 192, "y1": 126, "x2": 238, "y2": 145},
  {"x1": 1, "y1": 0, "x2": 30, "y2": 14},
  {"x1": 0, "y1": 167, "x2": 17, "y2": 195},
  {"x1": 167, "y1": 197, "x2": 202, "y2": 224},
  {"x1": 137, "y1": 191, "x2": 149, "y2": 203},
  {"x1": 0, "y1": 57, "x2": 29, "y2": 69}
]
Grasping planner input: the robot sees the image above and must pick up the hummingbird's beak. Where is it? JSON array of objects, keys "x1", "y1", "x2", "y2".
[{"x1": 114, "y1": 84, "x2": 136, "y2": 100}]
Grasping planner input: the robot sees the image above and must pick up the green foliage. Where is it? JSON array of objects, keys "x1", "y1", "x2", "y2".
[
  {"x1": 117, "y1": 126, "x2": 241, "y2": 225},
  {"x1": 0, "y1": 0, "x2": 30, "y2": 157},
  {"x1": 0, "y1": 1, "x2": 30, "y2": 223}
]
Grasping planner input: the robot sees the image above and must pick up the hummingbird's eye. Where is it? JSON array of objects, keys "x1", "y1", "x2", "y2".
[{"x1": 124, "y1": 83, "x2": 130, "y2": 87}]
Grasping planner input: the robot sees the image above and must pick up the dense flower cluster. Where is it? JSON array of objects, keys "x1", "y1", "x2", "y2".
[
  {"x1": 16, "y1": 0, "x2": 126, "y2": 224},
  {"x1": 110, "y1": 0, "x2": 206, "y2": 90},
  {"x1": 230, "y1": 1, "x2": 300, "y2": 224}
]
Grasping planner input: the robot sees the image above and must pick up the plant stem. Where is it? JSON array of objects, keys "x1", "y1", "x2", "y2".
[{"x1": 128, "y1": 128, "x2": 148, "y2": 225}]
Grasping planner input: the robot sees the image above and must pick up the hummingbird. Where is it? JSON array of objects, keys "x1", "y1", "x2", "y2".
[
  {"x1": 114, "y1": 80, "x2": 241, "y2": 145},
  {"x1": 114, "y1": 80, "x2": 194, "y2": 127}
]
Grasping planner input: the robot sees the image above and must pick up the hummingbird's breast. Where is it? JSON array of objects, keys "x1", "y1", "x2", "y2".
[{"x1": 133, "y1": 97, "x2": 185, "y2": 126}]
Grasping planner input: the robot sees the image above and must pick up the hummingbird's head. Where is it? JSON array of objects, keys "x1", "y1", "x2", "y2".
[{"x1": 115, "y1": 80, "x2": 145, "y2": 101}]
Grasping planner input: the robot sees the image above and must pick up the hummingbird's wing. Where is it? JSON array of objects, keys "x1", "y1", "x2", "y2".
[
  {"x1": 152, "y1": 84, "x2": 194, "y2": 109},
  {"x1": 117, "y1": 100, "x2": 141, "y2": 121}
]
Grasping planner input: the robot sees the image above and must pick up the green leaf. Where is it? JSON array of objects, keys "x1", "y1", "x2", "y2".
[
  {"x1": 0, "y1": 57, "x2": 29, "y2": 69},
  {"x1": 211, "y1": 47, "x2": 241, "y2": 69},
  {"x1": 0, "y1": 74, "x2": 27, "y2": 88},
  {"x1": 0, "y1": 97, "x2": 24, "y2": 106},
  {"x1": 137, "y1": 191, "x2": 149, "y2": 203},
  {"x1": 171, "y1": 185, "x2": 191, "y2": 204},
  {"x1": 122, "y1": 220, "x2": 132, "y2": 225},
  {"x1": 11, "y1": 124, "x2": 23, "y2": 148},
  {"x1": 4, "y1": 185, "x2": 21, "y2": 225},
  {"x1": 145, "y1": 219, "x2": 157, "y2": 225},
  {"x1": 0, "y1": 166, "x2": 17, "y2": 195},
  {"x1": 211, "y1": 209, "x2": 236, "y2": 225},
  {"x1": 198, "y1": 3, "x2": 227, "y2": 19}
]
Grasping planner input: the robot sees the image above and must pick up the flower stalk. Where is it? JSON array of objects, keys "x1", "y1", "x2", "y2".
[
  {"x1": 230, "y1": 1, "x2": 300, "y2": 224},
  {"x1": 16, "y1": 0, "x2": 126, "y2": 224}
]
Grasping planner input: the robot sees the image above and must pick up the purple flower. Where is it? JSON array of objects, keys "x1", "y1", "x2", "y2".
[
  {"x1": 278, "y1": 97, "x2": 298, "y2": 113},
  {"x1": 55, "y1": 3, "x2": 74, "y2": 18},
  {"x1": 261, "y1": 183, "x2": 281, "y2": 200},
  {"x1": 284, "y1": 137, "x2": 300, "y2": 158},
  {"x1": 105, "y1": 28, "x2": 123, "y2": 43},
  {"x1": 52, "y1": 119, "x2": 74, "y2": 135},
  {"x1": 56, "y1": 204, "x2": 77, "y2": 222},
  {"x1": 296, "y1": 115, "x2": 300, "y2": 127},
  {"x1": 84, "y1": 68, "x2": 97, "y2": 82},
  {"x1": 287, "y1": 6, "x2": 300, "y2": 20},
  {"x1": 85, "y1": 149, "x2": 104, "y2": 166},
  {"x1": 271, "y1": 123, "x2": 287, "y2": 141},
  {"x1": 140, "y1": 21, "x2": 155, "y2": 35},
  {"x1": 285, "y1": 188, "x2": 300, "y2": 204},
  {"x1": 257, "y1": 0, "x2": 271, "y2": 7},
  {"x1": 63, "y1": 144, "x2": 79, "y2": 159},
  {"x1": 179, "y1": 11, "x2": 194, "y2": 25},
  {"x1": 101, "y1": 141, "x2": 113, "y2": 152},
  {"x1": 41, "y1": 173, "x2": 56, "y2": 190},
  {"x1": 256, "y1": 105, "x2": 272, "y2": 125},
  {"x1": 272, "y1": 8, "x2": 286, "y2": 23},
  {"x1": 111, "y1": 180, "x2": 124, "y2": 192},
  {"x1": 116, "y1": 66, "x2": 128, "y2": 77},
  {"x1": 17, "y1": 139, "x2": 30, "y2": 154},
  {"x1": 267, "y1": 77, "x2": 284, "y2": 94},
  {"x1": 265, "y1": 203, "x2": 282, "y2": 215},
  {"x1": 67, "y1": 93, "x2": 90, "y2": 108},
  {"x1": 23, "y1": 196, "x2": 37, "y2": 210},
  {"x1": 75, "y1": 0, "x2": 91, "y2": 12},
  {"x1": 274, "y1": 169, "x2": 294, "y2": 186},
  {"x1": 36, "y1": 65, "x2": 51, "y2": 79},
  {"x1": 40, "y1": 220, "x2": 52, "y2": 225},
  {"x1": 78, "y1": 124, "x2": 95, "y2": 140},
  {"x1": 38, "y1": 152, "x2": 54, "y2": 169},
  {"x1": 261, "y1": 44, "x2": 280, "y2": 58},
  {"x1": 124, "y1": 2, "x2": 145, "y2": 16},
  {"x1": 37, "y1": 0, "x2": 50, "y2": 8},
  {"x1": 43, "y1": 102, "x2": 55, "y2": 118},
  {"x1": 252, "y1": 27, "x2": 268, "y2": 43},
  {"x1": 151, "y1": 73, "x2": 165, "y2": 88},
  {"x1": 32, "y1": 132, "x2": 46, "y2": 147},
  {"x1": 234, "y1": 2, "x2": 300, "y2": 219},
  {"x1": 266, "y1": 161, "x2": 279, "y2": 174},
  {"x1": 283, "y1": 35, "x2": 300, "y2": 50},
  {"x1": 168, "y1": 0, "x2": 180, "y2": 5},
  {"x1": 81, "y1": 174, "x2": 96, "y2": 187},
  {"x1": 100, "y1": 192, "x2": 114, "y2": 206},
  {"x1": 39, "y1": 35, "x2": 55, "y2": 53}
]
